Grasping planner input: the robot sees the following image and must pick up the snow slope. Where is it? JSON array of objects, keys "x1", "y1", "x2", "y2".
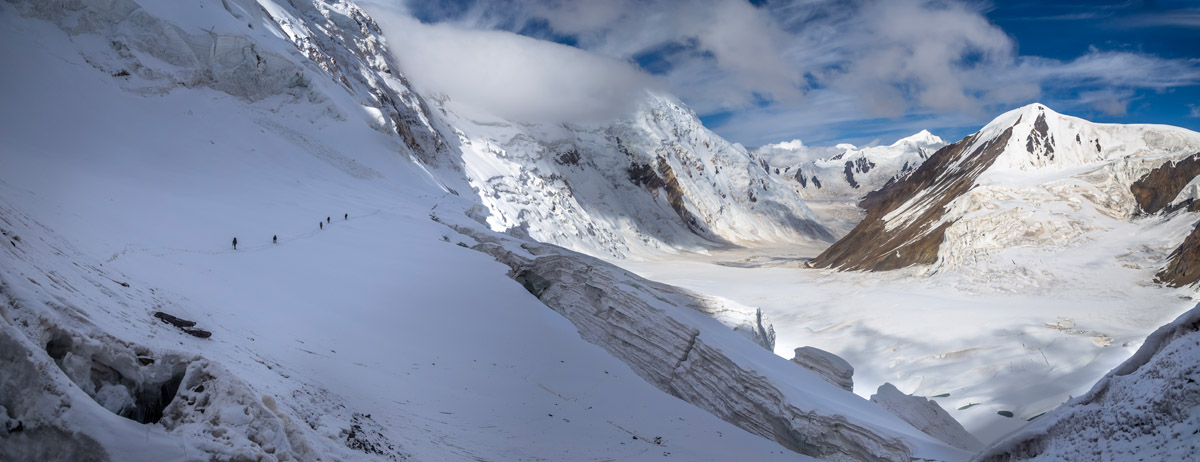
[
  {"x1": 9, "y1": 0, "x2": 1196, "y2": 458},
  {"x1": 0, "y1": 0, "x2": 973, "y2": 460},
  {"x1": 440, "y1": 218, "x2": 968, "y2": 461},
  {"x1": 974, "y1": 302, "x2": 1200, "y2": 461},
  {"x1": 0, "y1": 2, "x2": 814, "y2": 460},
  {"x1": 440, "y1": 93, "x2": 834, "y2": 260},
  {"x1": 622, "y1": 244, "x2": 1198, "y2": 445},
  {"x1": 623, "y1": 104, "x2": 1200, "y2": 444},
  {"x1": 813, "y1": 103, "x2": 1200, "y2": 272}
]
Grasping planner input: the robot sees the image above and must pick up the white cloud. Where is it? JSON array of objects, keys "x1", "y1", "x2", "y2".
[
  {"x1": 366, "y1": 0, "x2": 1200, "y2": 144},
  {"x1": 822, "y1": 0, "x2": 1020, "y2": 116},
  {"x1": 526, "y1": 0, "x2": 634, "y2": 35},
  {"x1": 1012, "y1": 48, "x2": 1200, "y2": 90},
  {"x1": 1072, "y1": 88, "x2": 1134, "y2": 116},
  {"x1": 709, "y1": 88, "x2": 989, "y2": 148},
  {"x1": 1189, "y1": 104, "x2": 1200, "y2": 118},
  {"x1": 525, "y1": 0, "x2": 803, "y2": 113},
  {"x1": 364, "y1": 6, "x2": 656, "y2": 123}
]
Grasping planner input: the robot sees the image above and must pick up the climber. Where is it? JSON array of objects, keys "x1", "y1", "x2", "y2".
[
  {"x1": 344, "y1": 213, "x2": 348, "y2": 220},
  {"x1": 326, "y1": 216, "x2": 331, "y2": 224},
  {"x1": 232, "y1": 237, "x2": 238, "y2": 250},
  {"x1": 272, "y1": 235, "x2": 277, "y2": 244},
  {"x1": 320, "y1": 222, "x2": 323, "y2": 230}
]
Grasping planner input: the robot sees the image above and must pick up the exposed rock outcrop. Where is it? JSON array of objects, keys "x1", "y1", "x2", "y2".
[
  {"x1": 444, "y1": 92, "x2": 834, "y2": 259},
  {"x1": 809, "y1": 128, "x2": 1013, "y2": 271},
  {"x1": 870, "y1": 383, "x2": 982, "y2": 452},
  {"x1": 1130, "y1": 153, "x2": 1200, "y2": 215},
  {"x1": 153, "y1": 312, "x2": 212, "y2": 339},
  {"x1": 1126, "y1": 152, "x2": 1200, "y2": 287},
  {"x1": 810, "y1": 103, "x2": 1200, "y2": 273},
  {"x1": 790, "y1": 347, "x2": 854, "y2": 392},
  {"x1": 1156, "y1": 221, "x2": 1200, "y2": 287}
]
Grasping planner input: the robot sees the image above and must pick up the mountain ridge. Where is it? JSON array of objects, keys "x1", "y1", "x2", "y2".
[
  {"x1": 441, "y1": 90, "x2": 835, "y2": 259},
  {"x1": 810, "y1": 102, "x2": 1200, "y2": 274}
]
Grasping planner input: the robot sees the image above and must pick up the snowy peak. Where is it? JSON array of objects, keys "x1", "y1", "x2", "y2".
[
  {"x1": 442, "y1": 90, "x2": 834, "y2": 259},
  {"x1": 811, "y1": 102, "x2": 1200, "y2": 272},
  {"x1": 981, "y1": 103, "x2": 1076, "y2": 169},
  {"x1": 892, "y1": 129, "x2": 944, "y2": 149},
  {"x1": 755, "y1": 131, "x2": 946, "y2": 203},
  {"x1": 975, "y1": 103, "x2": 1200, "y2": 171}
]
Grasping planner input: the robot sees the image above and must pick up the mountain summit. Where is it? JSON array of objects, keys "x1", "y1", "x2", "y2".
[{"x1": 810, "y1": 102, "x2": 1200, "y2": 272}]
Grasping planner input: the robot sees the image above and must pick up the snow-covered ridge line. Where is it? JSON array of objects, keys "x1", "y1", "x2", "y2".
[
  {"x1": 7, "y1": 0, "x2": 448, "y2": 165},
  {"x1": 974, "y1": 303, "x2": 1200, "y2": 461},
  {"x1": 754, "y1": 130, "x2": 946, "y2": 202},
  {"x1": 443, "y1": 216, "x2": 969, "y2": 461},
  {"x1": 972, "y1": 104, "x2": 1200, "y2": 171},
  {"x1": 443, "y1": 92, "x2": 834, "y2": 260},
  {"x1": 812, "y1": 102, "x2": 1200, "y2": 273},
  {"x1": 808, "y1": 128, "x2": 1012, "y2": 271}
]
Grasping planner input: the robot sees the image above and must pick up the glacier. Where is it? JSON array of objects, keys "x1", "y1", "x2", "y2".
[{"x1": 2, "y1": 0, "x2": 1199, "y2": 460}]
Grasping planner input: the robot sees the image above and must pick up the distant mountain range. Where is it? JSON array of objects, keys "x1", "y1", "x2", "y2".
[{"x1": 2, "y1": 0, "x2": 1199, "y2": 460}]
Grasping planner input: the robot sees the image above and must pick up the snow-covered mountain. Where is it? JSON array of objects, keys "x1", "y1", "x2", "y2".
[
  {"x1": 811, "y1": 103, "x2": 1200, "y2": 275},
  {"x1": 755, "y1": 130, "x2": 946, "y2": 201},
  {"x1": 5, "y1": 0, "x2": 1200, "y2": 459},
  {"x1": 0, "y1": 0, "x2": 973, "y2": 460},
  {"x1": 441, "y1": 92, "x2": 834, "y2": 259},
  {"x1": 787, "y1": 104, "x2": 1200, "y2": 444},
  {"x1": 749, "y1": 131, "x2": 944, "y2": 235}
]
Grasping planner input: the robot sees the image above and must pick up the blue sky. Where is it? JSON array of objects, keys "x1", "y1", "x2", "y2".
[{"x1": 372, "y1": 0, "x2": 1200, "y2": 148}]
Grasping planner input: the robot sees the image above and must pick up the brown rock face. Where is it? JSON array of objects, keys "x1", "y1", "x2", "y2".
[
  {"x1": 1025, "y1": 113, "x2": 1055, "y2": 161},
  {"x1": 625, "y1": 157, "x2": 713, "y2": 238},
  {"x1": 656, "y1": 156, "x2": 709, "y2": 237},
  {"x1": 1130, "y1": 153, "x2": 1200, "y2": 215},
  {"x1": 1157, "y1": 223, "x2": 1200, "y2": 287},
  {"x1": 809, "y1": 127, "x2": 1014, "y2": 271},
  {"x1": 1126, "y1": 152, "x2": 1200, "y2": 287}
]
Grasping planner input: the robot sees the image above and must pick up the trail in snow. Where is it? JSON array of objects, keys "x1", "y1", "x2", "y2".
[
  {"x1": 0, "y1": 4, "x2": 828, "y2": 458},
  {"x1": 105, "y1": 208, "x2": 393, "y2": 262}
]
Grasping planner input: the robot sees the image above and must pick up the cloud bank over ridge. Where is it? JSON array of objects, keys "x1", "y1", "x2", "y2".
[{"x1": 364, "y1": 0, "x2": 1200, "y2": 146}]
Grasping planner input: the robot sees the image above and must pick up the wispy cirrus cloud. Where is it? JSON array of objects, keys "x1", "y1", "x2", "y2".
[{"x1": 1118, "y1": 10, "x2": 1200, "y2": 29}]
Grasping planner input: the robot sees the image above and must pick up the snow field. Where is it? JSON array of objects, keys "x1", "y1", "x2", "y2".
[{"x1": 0, "y1": 8, "x2": 813, "y2": 460}]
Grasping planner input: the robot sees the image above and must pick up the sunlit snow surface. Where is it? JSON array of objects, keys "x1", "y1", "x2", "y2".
[
  {"x1": 3, "y1": 0, "x2": 1199, "y2": 459},
  {"x1": 624, "y1": 247, "x2": 1195, "y2": 441},
  {"x1": 621, "y1": 104, "x2": 1200, "y2": 444},
  {"x1": 622, "y1": 211, "x2": 1196, "y2": 444},
  {"x1": 0, "y1": 8, "x2": 808, "y2": 461}
]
